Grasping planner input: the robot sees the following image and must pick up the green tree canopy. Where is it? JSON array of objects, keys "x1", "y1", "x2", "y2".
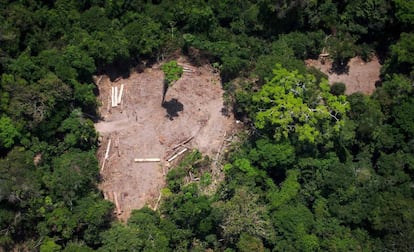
[{"x1": 251, "y1": 65, "x2": 350, "y2": 143}]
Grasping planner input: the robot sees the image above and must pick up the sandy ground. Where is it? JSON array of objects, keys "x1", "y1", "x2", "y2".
[
  {"x1": 94, "y1": 57, "x2": 236, "y2": 220},
  {"x1": 305, "y1": 56, "x2": 381, "y2": 95}
]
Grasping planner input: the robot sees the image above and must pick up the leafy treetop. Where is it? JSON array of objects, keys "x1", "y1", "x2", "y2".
[
  {"x1": 252, "y1": 65, "x2": 350, "y2": 143},
  {"x1": 161, "y1": 60, "x2": 183, "y2": 87}
]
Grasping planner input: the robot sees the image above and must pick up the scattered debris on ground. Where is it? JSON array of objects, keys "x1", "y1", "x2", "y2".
[{"x1": 94, "y1": 56, "x2": 238, "y2": 220}]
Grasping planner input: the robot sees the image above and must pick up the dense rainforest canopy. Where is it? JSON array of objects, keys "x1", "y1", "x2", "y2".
[{"x1": 1, "y1": 0, "x2": 414, "y2": 251}]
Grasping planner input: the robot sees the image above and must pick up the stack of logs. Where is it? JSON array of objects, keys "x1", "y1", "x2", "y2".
[{"x1": 111, "y1": 84, "x2": 124, "y2": 108}]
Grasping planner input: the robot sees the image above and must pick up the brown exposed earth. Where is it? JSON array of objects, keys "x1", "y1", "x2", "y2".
[
  {"x1": 305, "y1": 56, "x2": 381, "y2": 95},
  {"x1": 94, "y1": 56, "x2": 237, "y2": 221}
]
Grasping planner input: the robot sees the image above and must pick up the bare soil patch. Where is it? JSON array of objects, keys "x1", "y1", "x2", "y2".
[
  {"x1": 305, "y1": 56, "x2": 381, "y2": 95},
  {"x1": 94, "y1": 56, "x2": 236, "y2": 221}
]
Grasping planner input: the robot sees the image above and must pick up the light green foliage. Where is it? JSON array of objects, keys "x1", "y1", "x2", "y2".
[
  {"x1": 200, "y1": 172, "x2": 212, "y2": 186},
  {"x1": 62, "y1": 242, "x2": 94, "y2": 252},
  {"x1": 252, "y1": 65, "x2": 349, "y2": 143},
  {"x1": 40, "y1": 238, "x2": 62, "y2": 252},
  {"x1": 224, "y1": 158, "x2": 259, "y2": 177},
  {"x1": 166, "y1": 150, "x2": 203, "y2": 192},
  {"x1": 162, "y1": 60, "x2": 183, "y2": 87},
  {"x1": 0, "y1": 116, "x2": 20, "y2": 148}
]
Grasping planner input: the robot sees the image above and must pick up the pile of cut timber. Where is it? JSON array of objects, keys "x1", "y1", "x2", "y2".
[
  {"x1": 179, "y1": 63, "x2": 195, "y2": 74},
  {"x1": 111, "y1": 84, "x2": 124, "y2": 108}
]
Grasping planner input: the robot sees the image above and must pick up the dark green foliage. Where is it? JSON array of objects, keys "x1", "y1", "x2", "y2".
[
  {"x1": 99, "y1": 207, "x2": 174, "y2": 251},
  {"x1": 383, "y1": 32, "x2": 414, "y2": 75},
  {"x1": 330, "y1": 82, "x2": 346, "y2": 95}
]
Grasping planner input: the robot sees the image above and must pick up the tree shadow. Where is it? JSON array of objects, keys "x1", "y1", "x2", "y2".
[
  {"x1": 100, "y1": 58, "x2": 134, "y2": 81},
  {"x1": 330, "y1": 60, "x2": 350, "y2": 75},
  {"x1": 162, "y1": 98, "x2": 184, "y2": 120}
]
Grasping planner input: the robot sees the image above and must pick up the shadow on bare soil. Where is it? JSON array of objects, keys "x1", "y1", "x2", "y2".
[
  {"x1": 331, "y1": 61, "x2": 350, "y2": 74},
  {"x1": 162, "y1": 98, "x2": 184, "y2": 120}
]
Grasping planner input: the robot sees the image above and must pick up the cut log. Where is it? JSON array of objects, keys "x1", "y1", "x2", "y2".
[
  {"x1": 96, "y1": 76, "x2": 103, "y2": 86},
  {"x1": 167, "y1": 148, "x2": 188, "y2": 162},
  {"x1": 178, "y1": 64, "x2": 195, "y2": 70},
  {"x1": 189, "y1": 171, "x2": 200, "y2": 181},
  {"x1": 113, "y1": 192, "x2": 122, "y2": 215},
  {"x1": 134, "y1": 158, "x2": 161, "y2": 162},
  {"x1": 107, "y1": 93, "x2": 111, "y2": 113},
  {"x1": 154, "y1": 192, "x2": 162, "y2": 211},
  {"x1": 101, "y1": 139, "x2": 112, "y2": 172},
  {"x1": 104, "y1": 139, "x2": 111, "y2": 160},
  {"x1": 114, "y1": 86, "x2": 118, "y2": 106},
  {"x1": 117, "y1": 84, "x2": 124, "y2": 105},
  {"x1": 111, "y1": 86, "x2": 117, "y2": 108},
  {"x1": 111, "y1": 86, "x2": 114, "y2": 107},
  {"x1": 172, "y1": 136, "x2": 194, "y2": 150}
]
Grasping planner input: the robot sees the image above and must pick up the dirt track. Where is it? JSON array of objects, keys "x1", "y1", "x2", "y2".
[{"x1": 95, "y1": 57, "x2": 236, "y2": 220}]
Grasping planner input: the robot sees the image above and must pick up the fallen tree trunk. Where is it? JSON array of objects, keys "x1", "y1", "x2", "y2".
[
  {"x1": 111, "y1": 86, "x2": 117, "y2": 108},
  {"x1": 134, "y1": 158, "x2": 161, "y2": 162},
  {"x1": 117, "y1": 84, "x2": 124, "y2": 105},
  {"x1": 154, "y1": 192, "x2": 162, "y2": 211},
  {"x1": 101, "y1": 139, "x2": 112, "y2": 171},
  {"x1": 172, "y1": 136, "x2": 194, "y2": 150},
  {"x1": 114, "y1": 86, "x2": 118, "y2": 106},
  {"x1": 113, "y1": 191, "x2": 122, "y2": 215},
  {"x1": 167, "y1": 148, "x2": 188, "y2": 162}
]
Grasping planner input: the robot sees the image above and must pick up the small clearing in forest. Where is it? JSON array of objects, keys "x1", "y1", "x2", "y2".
[
  {"x1": 305, "y1": 56, "x2": 381, "y2": 95},
  {"x1": 94, "y1": 56, "x2": 237, "y2": 221}
]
